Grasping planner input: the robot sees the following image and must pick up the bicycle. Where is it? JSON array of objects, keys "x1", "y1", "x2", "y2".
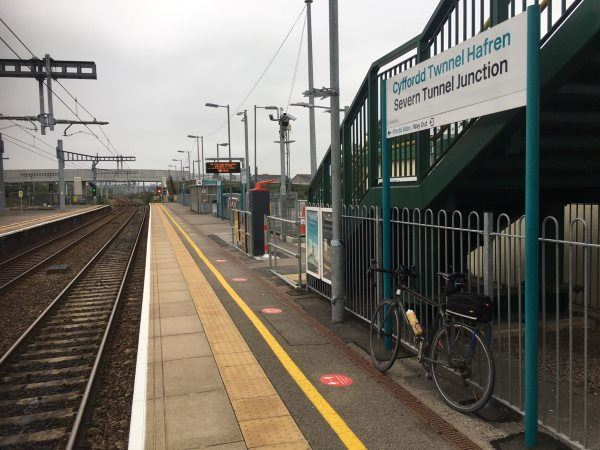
[{"x1": 367, "y1": 261, "x2": 495, "y2": 413}]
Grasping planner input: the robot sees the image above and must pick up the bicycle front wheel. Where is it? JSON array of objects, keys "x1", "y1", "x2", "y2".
[
  {"x1": 369, "y1": 300, "x2": 401, "y2": 372},
  {"x1": 430, "y1": 322, "x2": 495, "y2": 413}
]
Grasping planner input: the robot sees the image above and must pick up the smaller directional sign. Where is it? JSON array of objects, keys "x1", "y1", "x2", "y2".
[{"x1": 206, "y1": 161, "x2": 241, "y2": 174}]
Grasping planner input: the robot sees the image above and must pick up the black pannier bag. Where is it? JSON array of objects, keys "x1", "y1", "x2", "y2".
[{"x1": 446, "y1": 294, "x2": 493, "y2": 323}]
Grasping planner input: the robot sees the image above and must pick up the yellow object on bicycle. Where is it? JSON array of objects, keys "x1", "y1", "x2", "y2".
[{"x1": 406, "y1": 309, "x2": 423, "y2": 336}]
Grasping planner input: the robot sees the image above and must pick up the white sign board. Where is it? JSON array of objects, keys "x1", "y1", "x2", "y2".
[
  {"x1": 386, "y1": 11, "x2": 527, "y2": 138},
  {"x1": 73, "y1": 176, "x2": 83, "y2": 196}
]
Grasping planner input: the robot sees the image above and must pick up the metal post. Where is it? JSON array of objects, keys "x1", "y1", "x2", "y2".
[
  {"x1": 37, "y1": 79, "x2": 46, "y2": 135},
  {"x1": 525, "y1": 4, "x2": 540, "y2": 448},
  {"x1": 57, "y1": 140, "x2": 65, "y2": 210},
  {"x1": 200, "y1": 136, "x2": 204, "y2": 180},
  {"x1": 0, "y1": 134, "x2": 5, "y2": 211},
  {"x1": 279, "y1": 116, "x2": 286, "y2": 218},
  {"x1": 45, "y1": 55, "x2": 54, "y2": 131},
  {"x1": 297, "y1": 217, "x2": 302, "y2": 289},
  {"x1": 306, "y1": 0, "x2": 317, "y2": 178},
  {"x1": 227, "y1": 104, "x2": 232, "y2": 194},
  {"x1": 380, "y1": 79, "x2": 391, "y2": 303},
  {"x1": 253, "y1": 106, "x2": 258, "y2": 186},
  {"x1": 187, "y1": 150, "x2": 191, "y2": 181},
  {"x1": 483, "y1": 212, "x2": 494, "y2": 298},
  {"x1": 242, "y1": 110, "x2": 251, "y2": 211},
  {"x1": 329, "y1": 0, "x2": 346, "y2": 323}
]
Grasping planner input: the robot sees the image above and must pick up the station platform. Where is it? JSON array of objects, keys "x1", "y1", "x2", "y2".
[
  {"x1": 0, "y1": 205, "x2": 107, "y2": 237},
  {"x1": 130, "y1": 203, "x2": 486, "y2": 449}
]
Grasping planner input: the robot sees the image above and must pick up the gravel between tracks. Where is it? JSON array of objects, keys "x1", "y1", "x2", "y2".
[
  {"x1": 0, "y1": 206, "x2": 136, "y2": 356},
  {"x1": 83, "y1": 210, "x2": 148, "y2": 449}
]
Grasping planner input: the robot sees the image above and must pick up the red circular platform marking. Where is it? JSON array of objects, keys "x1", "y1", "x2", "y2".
[
  {"x1": 319, "y1": 374, "x2": 353, "y2": 387},
  {"x1": 232, "y1": 277, "x2": 247, "y2": 282},
  {"x1": 215, "y1": 259, "x2": 228, "y2": 263},
  {"x1": 261, "y1": 307, "x2": 283, "y2": 314}
]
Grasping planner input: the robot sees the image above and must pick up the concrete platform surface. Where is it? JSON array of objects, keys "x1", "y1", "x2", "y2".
[
  {"x1": 0, "y1": 205, "x2": 106, "y2": 237},
  {"x1": 128, "y1": 203, "x2": 473, "y2": 450},
  {"x1": 137, "y1": 205, "x2": 309, "y2": 450}
]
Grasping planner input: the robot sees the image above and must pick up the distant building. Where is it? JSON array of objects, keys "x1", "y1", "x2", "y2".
[
  {"x1": 291, "y1": 174, "x2": 311, "y2": 185},
  {"x1": 254, "y1": 174, "x2": 282, "y2": 183}
]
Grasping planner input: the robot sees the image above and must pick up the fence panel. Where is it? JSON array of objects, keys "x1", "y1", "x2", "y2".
[
  {"x1": 309, "y1": 203, "x2": 597, "y2": 448},
  {"x1": 266, "y1": 215, "x2": 304, "y2": 290}
]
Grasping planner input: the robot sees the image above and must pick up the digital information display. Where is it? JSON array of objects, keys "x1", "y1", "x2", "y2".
[{"x1": 206, "y1": 161, "x2": 241, "y2": 174}]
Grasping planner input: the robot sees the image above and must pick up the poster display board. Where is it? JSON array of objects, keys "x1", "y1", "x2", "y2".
[
  {"x1": 305, "y1": 206, "x2": 333, "y2": 285},
  {"x1": 321, "y1": 209, "x2": 332, "y2": 284},
  {"x1": 305, "y1": 207, "x2": 321, "y2": 279}
]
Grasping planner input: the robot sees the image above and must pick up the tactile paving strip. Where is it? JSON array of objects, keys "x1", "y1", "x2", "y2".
[{"x1": 156, "y1": 206, "x2": 310, "y2": 449}]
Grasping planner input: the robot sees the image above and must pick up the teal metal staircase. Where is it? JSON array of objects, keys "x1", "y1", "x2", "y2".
[{"x1": 308, "y1": 0, "x2": 599, "y2": 217}]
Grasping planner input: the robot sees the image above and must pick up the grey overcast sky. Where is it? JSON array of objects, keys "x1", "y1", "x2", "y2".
[{"x1": 1, "y1": 0, "x2": 439, "y2": 175}]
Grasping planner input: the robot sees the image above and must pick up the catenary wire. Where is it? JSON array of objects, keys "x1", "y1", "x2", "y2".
[
  {"x1": 204, "y1": 5, "x2": 307, "y2": 137},
  {"x1": 286, "y1": 13, "x2": 307, "y2": 112},
  {"x1": 3, "y1": 132, "x2": 88, "y2": 169},
  {"x1": 0, "y1": 18, "x2": 129, "y2": 167}
]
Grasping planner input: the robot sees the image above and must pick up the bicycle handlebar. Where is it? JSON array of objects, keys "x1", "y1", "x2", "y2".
[
  {"x1": 368, "y1": 260, "x2": 467, "y2": 293},
  {"x1": 367, "y1": 259, "x2": 418, "y2": 289}
]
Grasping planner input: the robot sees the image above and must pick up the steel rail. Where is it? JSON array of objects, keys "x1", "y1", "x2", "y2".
[
  {"x1": 66, "y1": 206, "x2": 147, "y2": 449},
  {"x1": 0, "y1": 205, "x2": 139, "y2": 368},
  {"x1": 0, "y1": 205, "x2": 133, "y2": 292}
]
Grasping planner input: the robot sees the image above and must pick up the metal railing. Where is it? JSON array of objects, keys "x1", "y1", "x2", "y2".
[
  {"x1": 176, "y1": 192, "x2": 190, "y2": 207},
  {"x1": 307, "y1": 203, "x2": 598, "y2": 448},
  {"x1": 308, "y1": 0, "x2": 583, "y2": 205},
  {"x1": 266, "y1": 215, "x2": 304, "y2": 290}
]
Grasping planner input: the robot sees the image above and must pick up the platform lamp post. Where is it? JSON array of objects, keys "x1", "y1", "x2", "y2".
[
  {"x1": 178, "y1": 150, "x2": 191, "y2": 184},
  {"x1": 172, "y1": 158, "x2": 183, "y2": 196},
  {"x1": 168, "y1": 164, "x2": 177, "y2": 195},
  {"x1": 205, "y1": 102, "x2": 231, "y2": 193},
  {"x1": 216, "y1": 143, "x2": 229, "y2": 181},
  {"x1": 254, "y1": 105, "x2": 279, "y2": 185},
  {"x1": 187, "y1": 135, "x2": 204, "y2": 180}
]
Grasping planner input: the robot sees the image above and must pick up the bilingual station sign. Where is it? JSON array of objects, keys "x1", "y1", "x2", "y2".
[
  {"x1": 386, "y1": 10, "x2": 527, "y2": 138},
  {"x1": 206, "y1": 161, "x2": 241, "y2": 174}
]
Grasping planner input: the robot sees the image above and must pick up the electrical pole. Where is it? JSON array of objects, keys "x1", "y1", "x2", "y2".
[
  {"x1": 238, "y1": 110, "x2": 251, "y2": 210},
  {"x1": 227, "y1": 104, "x2": 232, "y2": 193},
  {"x1": 306, "y1": 0, "x2": 317, "y2": 177},
  {"x1": 329, "y1": 0, "x2": 346, "y2": 323},
  {"x1": 278, "y1": 115, "x2": 287, "y2": 217},
  {"x1": 200, "y1": 136, "x2": 204, "y2": 180},
  {"x1": 0, "y1": 134, "x2": 5, "y2": 212},
  {"x1": 57, "y1": 140, "x2": 65, "y2": 210},
  {"x1": 254, "y1": 106, "x2": 257, "y2": 186}
]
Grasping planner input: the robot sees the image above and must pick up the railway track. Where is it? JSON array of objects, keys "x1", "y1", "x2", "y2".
[
  {"x1": 0, "y1": 206, "x2": 147, "y2": 449},
  {"x1": 0, "y1": 205, "x2": 135, "y2": 292}
]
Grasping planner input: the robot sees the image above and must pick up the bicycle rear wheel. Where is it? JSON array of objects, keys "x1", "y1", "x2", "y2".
[
  {"x1": 430, "y1": 322, "x2": 495, "y2": 413},
  {"x1": 369, "y1": 301, "x2": 401, "y2": 372}
]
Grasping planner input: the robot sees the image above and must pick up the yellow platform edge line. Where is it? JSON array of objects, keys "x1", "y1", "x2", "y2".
[{"x1": 156, "y1": 204, "x2": 366, "y2": 450}]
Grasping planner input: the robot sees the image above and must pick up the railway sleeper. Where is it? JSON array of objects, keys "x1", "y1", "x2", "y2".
[
  {"x1": 5, "y1": 351, "x2": 95, "y2": 369},
  {"x1": 26, "y1": 334, "x2": 102, "y2": 349},
  {"x1": 35, "y1": 329, "x2": 102, "y2": 342},
  {"x1": 0, "y1": 375, "x2": 87, "y2": 395},
  {"x1": 0, "y1": 425, "x2": 67, "y2": 448},
  {"x1": 20, "y1": 343, "x2": 99, "y2": 359},
  {"x1": 0, "y1": 365, "x2": 90, "y2": 384}
]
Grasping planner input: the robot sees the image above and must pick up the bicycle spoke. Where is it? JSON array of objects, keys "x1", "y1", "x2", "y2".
[{"x1": 430, "y1": 323, "x2": 495, "y2": 413}]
